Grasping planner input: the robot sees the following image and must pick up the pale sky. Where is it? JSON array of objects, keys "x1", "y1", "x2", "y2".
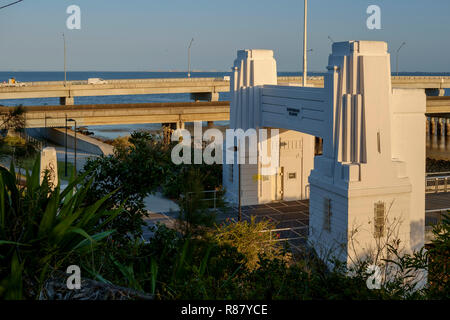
[{"x1": 0, "y1": 0, "x2": 449, "y2": 72}]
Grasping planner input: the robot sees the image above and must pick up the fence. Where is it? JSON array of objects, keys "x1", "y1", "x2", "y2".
[
  {"x1": 425, "y1": 208, "x2": 449, "y2": 243},
  {"x1": 185, "y1": 190, "x2": 224, "y2": 210},
  {"x1": 426, "y1": 172, "x2": 450, "y2": 193},
  {"x1": 18, "y1": 131, "x2": 43, "y2": 150},
  {"x1": 7, "y1": 77, "x2": 227, "y2": 87},
  {"x1": 260, "y1": 226, "x2": 307, "y2": 254}
]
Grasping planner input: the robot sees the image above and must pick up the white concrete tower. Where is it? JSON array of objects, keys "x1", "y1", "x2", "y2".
[
  {"x1": 224, "y1": 50, "x2": 315, "y2": 206},
  {"x1": 308, "y1": 41, "x2": 426, "y2": 265}
]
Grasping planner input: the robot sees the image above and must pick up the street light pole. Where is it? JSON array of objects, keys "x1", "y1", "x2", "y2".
[
  {"x1": 68, "y1": 119, "x2": 77, "y2": 174},
  {"x1": 230, "y1": 145, "x2": 242, "y2": 222},
  {"x1": 238, "y1": 160, "x2": 241, "y2": 222},
  {"x1": 235, "y1": 146, "x2": 242, "y2": 222},
  {"x1": 65, "y1": 115, "x2": 68, "y2": 177},
  {"x1": 396, "y1": 42, "x2": 406, "y2": 77},
  {"x1": 302, "y1": 0, "x2": 308, "y2": 87},
  {"x1": 63, "y1": 33, "x2": 67, "y2": 86},
  {"x1": 74, "y1": 120, "x2": 77, "y2": 174},
  {"x1": 187, "y1": 38, "x2": 194, "y2": 78},
  {"x1": 44, "y1": 113, "x2": 49, "y2": 147}
]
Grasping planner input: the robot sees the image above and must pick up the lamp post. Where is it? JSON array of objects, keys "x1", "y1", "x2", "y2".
[
  {"x1": 230, "y1": 146, "x2": 242, "y2": 222},
  {"x1": 64, "y1": 117, "x2": 77, "y2": 176},
  {"x1": 396, "y1": 42, "x2": 406, "y2": 77},
  {"x1": 67, "y1": 118, "x2": 77, "y2": 174},
  {"x1": 237, "y1": 150, "x2": 241, "y2": 222},
  {"x1": 44, "y1": 114, "x2": 51, "y2": 147},
  {"x1": 302, "y1": 0, "x2": 308, "y2": 87},
  {"x1": 187, "y1": 38, "x2": 194, "y2": 78},
  {"x1": 63, "y1": 33, "x2": 67, "y2": 87},
  {"x1": 228, "y1": 145, "x2": 242, "y2": 221},
  {"x1": 65, "y1": 115, "x2": 68, "y2": 177}
]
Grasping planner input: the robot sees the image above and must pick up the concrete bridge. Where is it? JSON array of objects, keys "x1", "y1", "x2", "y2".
[
  {"x1": 0, "y1": 101, "x2": 229, "y2": 129},
  {"x1": 426, "y1": 96, "x2": 450, "y2": 138},
  {"x1": 1, "y1": 76, "x2": 449, "y2": 105},
  {"x1": 2, "y1": 96, "x2": 449, "y2": 129},
  {"x1": 1, "y1": 96, "x2": 448, "y2": 130}
]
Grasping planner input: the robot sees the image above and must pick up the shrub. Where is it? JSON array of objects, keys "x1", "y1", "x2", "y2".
[
  {"x1": 213, "y1": 217, "x2": 292, "y2": 271},
  {"x1": 176, "y1": 168, "x2": 217, "y2": 235},
  {"x1": 0, "y1": 157, "x2": 122, "y2": 299},
  {"x1": 82, "y1": 131, "x2": 172, "y2": 241},
  {"x1": 426, "y1": 212, "x2": 450, "y2": 298}
]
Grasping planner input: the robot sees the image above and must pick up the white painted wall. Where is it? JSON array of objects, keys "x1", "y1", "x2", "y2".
[{"x1": 391, "y1": 88, "x2": 426, "y2": 252}]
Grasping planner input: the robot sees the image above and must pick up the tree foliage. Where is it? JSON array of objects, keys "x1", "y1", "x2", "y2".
[{"x1": 82, "y1": 131, "x2": 172, "y2": 240}]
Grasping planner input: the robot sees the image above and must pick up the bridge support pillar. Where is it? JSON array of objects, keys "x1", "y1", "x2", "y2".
[
  {"x1": 425, "y1": 88, "x2": 445, "y2": 96},
  {"x1": 60, "y1": 97, "x2": 74, "y2": 105},
  {"x1": 190, "y1": 92, "x2": 219, "y2": 102},
  {"x1": 430, "y1": 117, "x2": 437, "y2": 135},
  {"x1": 438, "y1": 118, "x2": 445, "y2": 137},
  {"x1": 163, "y1": 123, "x2": 173, "y2": 144},
  {"x1": 176, "y1": 121, "x2": 185, "y2": 130}
]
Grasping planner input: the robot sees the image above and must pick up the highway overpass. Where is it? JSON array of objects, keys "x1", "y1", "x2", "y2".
[
  {"x1": 426, "y1": 96, "x2": 450, "y2": 117},
  {"x1": 1, "y1": 101, "x2": 230, "y2": 128},
  {"x1": 1, "y1": 96, "x2": 449, "y2": 129},
  {"x1": 0, "y1": 76, "x2": 449, "y2": 105}
]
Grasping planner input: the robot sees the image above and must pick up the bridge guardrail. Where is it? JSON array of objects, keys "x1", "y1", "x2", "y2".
[
  {"x1": 185, "y1": 189, "x2": 225, "y2": 210},
  {"x1": 6, "y1": 77, "x2": 228, "y2": 87},
  {"x1": 426, "y1": 173, "x2": 450, "y2": 193},
  {"x1": 8, "y1": 75, "x2": 450, "y2": 88}
]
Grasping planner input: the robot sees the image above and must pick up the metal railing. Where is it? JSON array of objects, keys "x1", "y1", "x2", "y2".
[
  {"x1": 1, "y1": 77, "x2": 228, "y2": 88},
  {"x1": 426, "y1": 173, "x2": 450, "y2": 193},
  {"x1": 260, "y1": 226, "x2": 307, "y2": 253},
  {"x1": 18, "y1": 131, "x2": 43, "y2": 150},
  {"x1": 425, "y1": 208, "x2": 449, "y2": 243},
  {"x1": 185, "y1": 190, "x2": 224, "y2": 210},
  {"x1": 425, "y1": 208, "x2": 448, "y2": 226}
]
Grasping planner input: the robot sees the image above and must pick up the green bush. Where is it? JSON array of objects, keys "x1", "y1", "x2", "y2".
[
  {"x1": 425, "y1": 212, "x2": 450, "y2": 298},
  {"x1": 162, "y1": 162, "x2": 223, "y2": 200},
  {"x1": 0, "y1": 136, "x2": 38, "y2": 161},
  {"x1": 213, "y1": 217, "x2": 291, "y2": 271},
  {"x1": 176, "y1": 168, "x2": 218, "y2": 235},
  {"x1": 0, "y1": 157, "x2": 122, "y2": 299},
  {"x1": 82, "y1": 131, "x2": 172, "y2": 241}
]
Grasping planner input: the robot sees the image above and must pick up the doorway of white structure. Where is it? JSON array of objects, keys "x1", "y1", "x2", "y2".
[{"x1": 276, "y1": 129, "x2": 315, "y2": 201}]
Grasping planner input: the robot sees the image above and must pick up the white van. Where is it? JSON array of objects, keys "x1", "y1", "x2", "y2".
[{"x1": 88, "y1": 78, "x2": 107, "y2": 85}]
